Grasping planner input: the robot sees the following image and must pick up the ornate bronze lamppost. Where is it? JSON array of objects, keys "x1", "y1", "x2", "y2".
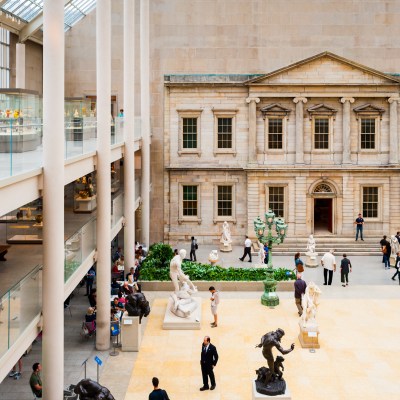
[{"x1": 254, "y1": 209, "x2": 288, "y2": 306}]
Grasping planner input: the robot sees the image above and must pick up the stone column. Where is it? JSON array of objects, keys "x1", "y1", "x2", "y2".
[
  {"x1": 293, "y1": 97, "x2": 307, "y2": 164},
  {"x1": 42, "y1": 0, "x2": 64, "y2": 398},
  {"x1": 246, "y1": 97, "x2": 260, "y2": 162},
  {"x1": 16, "y1": 43, "x2": 25, "y2": 88},
  {"x1": 124, "y1": 0, "x2": 136, "y2": 272},
  {"x1": 340, "y1": 97, "x2": 355, "y2": 164},
  {"x1": 96, "y1": 0, "x2": 111, "y2": 351},
  {"x1": 388, "y1": 97, "x2": 399, "y2": 165},
  {"x1": 140, "y1": 0, "x2": 150, "y2": 247}
]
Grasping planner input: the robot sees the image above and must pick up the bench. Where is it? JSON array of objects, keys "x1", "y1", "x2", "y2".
[{"x1": 0, "y1": 244, "x2": 10, "y2": 261}]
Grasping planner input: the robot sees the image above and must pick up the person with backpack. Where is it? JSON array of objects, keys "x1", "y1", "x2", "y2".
[
  {"x1": 340, "y1": 253, "x2": 352, "y2": 287},
  {"x1": 149, "y1": 377, "x2": 170, "y2": 400},
  {"x1": 190, "y1": 236, "x2": 198, "y2": 261},
  {"x1": 85, "y1": 266, "x2": 96, "y2": 296}
]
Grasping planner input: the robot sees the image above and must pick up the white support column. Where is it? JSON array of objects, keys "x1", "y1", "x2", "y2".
[
  {"x1": 388, "y1": 97, "x2": 399, "y2": 165},
  {"x1": 124, "y1": 0, "x2": 136, "y2": 272},
  {"x1": 340, "y1": 97, "x2": 355, "y2": 164},
  {"x1": 42, "y1": 1, "x2": 64, "y2": 398},
  {"x1": 246, "y1": 97, "x2": 260, "y2": 163},
  {"x1": 140, "y1": 0, "x2": 150, "y2": 247},
  {"x1": 293, "y1": 97, "x2": 307, "y2": 164},
  {"x1": 16, "y1": 43, "x2": 25, "y2": 89},
  {"x1": 96, "y1": 0, "x2": 112, "y2": 351}
]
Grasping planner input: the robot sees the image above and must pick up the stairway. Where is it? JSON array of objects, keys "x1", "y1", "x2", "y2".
[{"x1": 253, "y1": 236, "x2": 383, "y2": 256}]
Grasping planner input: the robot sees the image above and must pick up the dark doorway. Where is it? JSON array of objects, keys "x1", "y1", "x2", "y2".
[{"x1": 314, "y1": 198, "x2": 333, "y2": 233}]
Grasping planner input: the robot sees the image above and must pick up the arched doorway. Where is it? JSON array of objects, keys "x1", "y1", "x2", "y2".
[{"x1": 312, "y1": 183, "x2": 335, "y2": 234}]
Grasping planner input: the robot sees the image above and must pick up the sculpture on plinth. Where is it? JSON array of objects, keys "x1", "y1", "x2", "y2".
[
  {"x1": 125, "y1": 293, "x2": 151, "y2": 323},
  {"x1": 254, "y1": 328, "x2": 294, "y2": 396},
  {"x1": 305, "y1": 234, "x2": 318, "y2": 268},
  {"x1": 220, "y1": 221, "x2": 233, "y2": 252},
  {"x1": 74, "y1": 379, "x2": 115, "y2": 400},
  {"x1": 208, "y1": 249, "x2": 219, "y2": 265},
  {"x1": 257, "y1": 241, "x2": 265, "y2": 266},
  {"x1": 169, "y1": 249, "x2": 198, "y2": 318},
  {"x1": 390, "y1": 235, "x2": 399, "y2": 267}
]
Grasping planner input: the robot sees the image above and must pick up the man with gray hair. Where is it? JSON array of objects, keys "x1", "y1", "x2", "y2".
[{"x1": 321, "y1": 249, "x2": 336, "y2": 286}]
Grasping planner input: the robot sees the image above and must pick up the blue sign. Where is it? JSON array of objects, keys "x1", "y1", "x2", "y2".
[{"x1": 94, "y1": 356, "x2": 103, "y2": 366}]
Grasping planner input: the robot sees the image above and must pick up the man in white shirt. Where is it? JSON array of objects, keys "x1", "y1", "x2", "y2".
[
  {"x1": 321, "y1": 249, "x2": 336, "y2": 285},
  {"x1": 239, "y1": 236, "x2": 252, "y2": 262},
  {"x1": 209, "y1": 286, "x2": 220, "y2": 328}
]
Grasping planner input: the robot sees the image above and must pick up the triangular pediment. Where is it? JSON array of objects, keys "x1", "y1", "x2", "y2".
[
  {"x1": 353, "y1": 104, "x2": 385, "y2": 118},
  {"x1": 307, "y1": 104, "x2": 338, "y2": 117},
  {"x1": 246, "y1": 52, "x2": 400, "y2": 86},
  {"x1": 260, "y1": 103, "x2": 291, "y2": 116}
]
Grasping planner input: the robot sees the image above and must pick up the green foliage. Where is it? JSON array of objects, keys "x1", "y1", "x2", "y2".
[{"x1": 143, "y1": 243, "x2": 174, "y2": 269}]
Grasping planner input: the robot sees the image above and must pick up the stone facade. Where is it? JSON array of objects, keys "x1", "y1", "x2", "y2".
[{"x1": 164, "y1": 53, "x2": 400, "y2": 244}]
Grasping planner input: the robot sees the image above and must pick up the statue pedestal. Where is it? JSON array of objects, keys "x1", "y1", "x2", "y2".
[
  {"x1": 121, "y1": 314, "x2": 141, "y2": 352},
  {"x1": 252, "y1": 380, "x2": 292, "y2": 399},
  {"x1": 163, "y1": 297, "x2": 201, "y2": 330},
  {"x1": 220, "y1": 243, "x2": 232, "y2": 252},
  {"x1": 390, "y1": 255, "x2": 396, "y2": 267},
  {"x1": 298, "y1": 321, "x2": 320, "y2": 349},
  {"x1": 305, "y1": 252, "x2": 318, "y2": 268}
]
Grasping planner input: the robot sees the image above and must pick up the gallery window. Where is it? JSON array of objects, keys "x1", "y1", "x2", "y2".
[
  {"x1": 178, "y1": 110, "x2": 202, "y2": 155},
  {"x1": 0, "y1": 28, "x2": 10, "y2": 89},
  {"x1": 313, "y1": 117, "x2": 330, "y2": 149},
  {"x1": 268, "y1": 118, "x2": 283, "y2": 149},
  {"x1": 217, "y1": 117, "x2": 233, "y2": 149},
  {"x1": 362, "y1": 187, "x2": 378, "y2": 218},
  {"x1": 268, "y1": 187, "x2": 285, "y2": 218},
  {"x1": 217, "y1": 186, "x2": 232, "y2": 217},
  {"x1": 261, "y1": 104, "x2": 290, "y2": 153},
  {"x1": 360, "y1": 118, "x2": 376, "y2": 149},
  {"x1": 213, "y1": 110, "x2": 237, "y2": 155},
  {"x1": 182, "y1": 117, "x2": 198, "y2": 149},
  {"x1": 182, "y1": 185, "x2": 198, "y2": 216}
]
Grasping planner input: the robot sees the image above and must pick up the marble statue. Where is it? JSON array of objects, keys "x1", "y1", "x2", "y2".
[
  {"x1": 74, "y1": 378, "x2": 115, "y2": 400},
  {"x1": 169, "y1": 249, "x2": 198, "y2": 318},
  {"x1": 209, "y1": 249, "x2": 219, "y2": 265},
  {"x1": 125, "y1": 293, "x2": 150, "y2": 323},
  {"x1": 74, "y1": 108, "x2": 80, "y2": 118},
  {"x1": 220, "y1": 221, "x2": 233, "y2": 252},
  {"x1": 254, "y1": 328, "x2": 294, "y2": 396},
  {"x1": 390, "y1": 235, "x2": 399, "y2": 257},
  {"x1": 306, "y1": 234, "x2": 316, "y2": 254},
  {"x1": 258, "y1": 241, "x2": 265, "y2": 265},
  {"x1": 305, "y1": 234, "x2": 318, "y2": 267},
  {"x1": 300, "y1": 282, "x2": 321, "y2": 329}
]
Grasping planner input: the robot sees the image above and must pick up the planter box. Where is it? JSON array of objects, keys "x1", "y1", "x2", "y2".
[{"x1": 140, "y1": 280, "x2": 294, "y2": 292}]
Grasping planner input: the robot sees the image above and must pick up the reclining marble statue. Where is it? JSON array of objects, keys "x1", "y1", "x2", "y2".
[
  {"x1": 169, "y1": 249, "x2": 198, "y2": 318},
  {"x1": 254, "y1": 328, "x2": 294, "y2": 396}
]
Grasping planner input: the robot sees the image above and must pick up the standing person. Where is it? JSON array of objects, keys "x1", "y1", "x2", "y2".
[
  {"x1": 396, "y1": 232, "x2": 400, "y2": 244},
  {"x1": 118, "y1": 109, "x2": 124, "y2": 117},
  {"x1": 340, "y1": 254, "x2": 352, "y2": 287},
  {"x1": 239, "y1": 236, "x2": 252, "y2": 262},
  {"x1": 294, "y1": 252, "x2": 305, "y2": 276},
  {"x1": 391, "y1": 251, "x2": 400, "y2": 283},
  {"x1": 209, "y1": 286, "x2": 220, "y2": 328},
  {"x1": 321, "y1": 249, "x2": 336, "y2": 285},
  {"x1": 190, "y1": 236, "x2": 198, "y2": 261},
  {"x1": 383, "y1": 240, "x2": 391, "y2": 270},
  {"x1": 29, "y1": 363, "x2": 42, "y2": 398},
  {"x1": 9, "y1": 357, "x2": 22, "y2": 380},
  {"x1": 149, "y1": 377, "x2": 170, "y2": 400},
  {"x1": 354, "y1": 213, "x2": 364, "y2": 241},
  {"x1": 294, "y1": 273, "x2": 307, "y2": 316},
  {"x1": 200, "y1": 336, "x2": 218, "y2": 391},
  {"x1": 264, "y1": 243, "x2": 269, "y2": 264},
  {"x1": 380, "y1": 235, "x2": 389, "y2": 264},
  {"x1": 85, "y1": 266, "x2": 96, "y2": 296}
]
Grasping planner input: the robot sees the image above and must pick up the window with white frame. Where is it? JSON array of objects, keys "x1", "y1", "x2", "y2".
[
  {"x1": 178, "y1": 110, "x2": 202, "y2": 154},
  {"x1": 182, "y1": 185, "x2": 198, "y2": 216},
  {"x1": 360, "y1": 118, "x2": 376, "y2": 149},
  {"x1": 213, "y1": 110, "x2": 237, "y2": 154},
  {"x1": 0, "y1": 28, "x2": 10, "y2": 89},
  {"x1": 217, "y1": 117, "x2": 233, "y2": 149},
  {"x1": 362, "y1": 186, "x2": 378, "y2": 218},
  {"x1": 217, "y1": 185, "x2": 232, "y2": 216},
  {"x1": 267, "y1": 186, "x2": 285, "y2": 218},
  {"x1": 313, "y1": 117, "x2": 330, "y2": 149},
  {"x1": 268, "y1": 118, "x2": 283, "y2": 149}
]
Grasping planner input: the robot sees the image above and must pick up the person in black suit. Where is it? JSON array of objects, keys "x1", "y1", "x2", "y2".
[{"x1": 200, "y1": 336, "x2": 218, "y2": 391}]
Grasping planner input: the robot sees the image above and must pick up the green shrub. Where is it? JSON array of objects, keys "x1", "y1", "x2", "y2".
[{"x1": 143, "y1": 243, "x2": 174, "y2": 269}]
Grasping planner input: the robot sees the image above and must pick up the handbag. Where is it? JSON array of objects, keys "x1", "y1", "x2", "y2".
[{"x1": 297, "y1": 262, "x2": 304, "y2": 273}]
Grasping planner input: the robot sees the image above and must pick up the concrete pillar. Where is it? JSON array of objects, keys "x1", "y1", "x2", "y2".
[
  {"x1": 293, "y1": 97, "x2": 307, "y2": 164},
  {"x1": 96, "y1": 0, "x2": 111, "y2": 351},
  {"x1": 140, "y1": 0, "x2": 150, "y2": 247},
  {"x1": 246, "y1": 97, "x2": 260, "y2": 163},
  {"x1": 388, "y1": 97, "x2": 399, "y2": 165},
  {"x1": 16, "y1": 43, "x2": 25, "y2": 89},
  {"x1": 124, "y1": 0, "x2": 136, "y2": 272},
  {"x1": 340, "y1": 97, "x2": 355, "y2": 164},
  {"x1": 42, "y1": 0, "x2": 64, "y2": 398}
]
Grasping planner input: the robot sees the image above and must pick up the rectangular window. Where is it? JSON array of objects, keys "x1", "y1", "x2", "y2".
[
  {"x1": 182, "y1": 185, "x2": 198, "y2": 216},
  {"x1": 182, "y1": 117, "x2": 197, "y2": 149},
  {"x1": 217, "y1": 118, "x2": 232, "y2": 149},
  {"x1": 314, "y1": 117, "x2": 329, "y2": 149},
  {"x1": 268, "y1": 118, "x2": 283, "y2": 149},
  {"x1": 362, "y1": 187, "x2": 378, "y2": 218},
  {"x1": 269, "y1": 187, "x2": 284, "y2": 218},
  {"x1": 0, "y1": 28, "x2": 10, "y2": 89},
  {"x1": 360, "y1": 118, "x2": 376, "y2": 149},
  {"x1": 217, "y1": 186, "x2": 232, "y2": 216}
]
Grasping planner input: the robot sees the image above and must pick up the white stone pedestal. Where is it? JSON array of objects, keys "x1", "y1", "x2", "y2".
[
  {"x1": 163, "y1": 297, "x2": 202, "y2": 330},
  {"x1": 305, "y1": 252, "x2": 318, "y2": 268},
  {"x1": 220, "y1": 243, "x2": 232, "y2": 252},
  {"x1": 121, "y1": 314, "x2": 141, "y2": 352},
  {"x1": 252, "y1": 380, "x2": 292, "y2": 399},
  {"x1": 390, "y1": 255, "x2": 396, "y2": 267},
  {"x1": 298, "y1": 320, "x2": 320, "y2": 349}
]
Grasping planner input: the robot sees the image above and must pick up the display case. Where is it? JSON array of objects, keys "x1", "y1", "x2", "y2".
[
  {"x1": 74, "y1": 173, "x2": 97, "y2": 213},
  {"x1": 0, "y1": 198, "x2": 43, "y2": 244},
  {"x1": 65, "y1": 97, "x2": 96, "y2": 141},
  {"x1": 0, "y1": 89, "x2": 42, "y2": 153}
]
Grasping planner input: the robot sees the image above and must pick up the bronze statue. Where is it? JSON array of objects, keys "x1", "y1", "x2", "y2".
[
  {"x1": 125, "y1": 293, "x2": 150, "y2": 323},
  {"x1": 254, "y1": 328, "x2": 294, "y2": 395},
  {"x1": 74, "y1": 379, "x2": 115, "y2": 400}
]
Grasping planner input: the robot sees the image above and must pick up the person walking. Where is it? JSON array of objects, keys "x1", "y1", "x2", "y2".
[
  {"x1": 149, "y1": 377, "x2": 170, "y2": 400},
  {"x1": 190, "y1": 236, "x2": 198, "y2": 261},
  {"x1": 200, "y1": 336, "x2": 218, "y2": 391},
  {"x1": 29, "y1": 363, "x2": 42, "y2": 398},
  {"x1": 391, "y1": 250, "x2": 400, "y2": 283},
  {"x1": 354, "y1": 213, "x2": 364, "y2": 241},
  {"x1": 9, "y1": 357, "x2": 22, "y2": 380},
  {"x1": 321, "y1": 249, "x2": 336, "y2": 285},
  {"x1": 239, "y1": 236, "x2": 252, "y2": 262},
  {"x1": 380, "y1": 235, "x2": 389, "y2": 263},
  {"x1": 209, "y1": 286, "x2": 220, "y2": 328},
  {"x1": 340, "y1": 254, "x2": 352, "y2": 287},
  {"x1": 294, "y1": 252, "x2": 305, "y2": 277},
  {"x1": 382, "y1": 240, "x2": 391, "y2": 270},
  {"x1": 85, "y1": 266, "x2": 96, "y2": 296},
  {"x1": 294, "y1": 273, "x2": 307, "y2": 316}
]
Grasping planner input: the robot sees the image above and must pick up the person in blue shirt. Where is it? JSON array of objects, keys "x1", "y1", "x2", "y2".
[
  {"x1": 354, "y1": 213, "x2": 364, "y2": 241},
  {"x1": 263, "y1": 243, "x2": 269, "y2": 264}
]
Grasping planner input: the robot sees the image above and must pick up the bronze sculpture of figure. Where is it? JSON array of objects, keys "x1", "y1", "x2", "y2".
[
  {"x1": 125, "y1": 293, "x2": 150, "y2": 323},
  {"x1": 74, "y1": 379, "x2": 115, "y2": 399}
]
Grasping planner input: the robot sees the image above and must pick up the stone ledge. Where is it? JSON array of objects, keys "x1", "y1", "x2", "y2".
[{"x1": 141, "y1": 280, "x2": 294, "y2": 292}]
